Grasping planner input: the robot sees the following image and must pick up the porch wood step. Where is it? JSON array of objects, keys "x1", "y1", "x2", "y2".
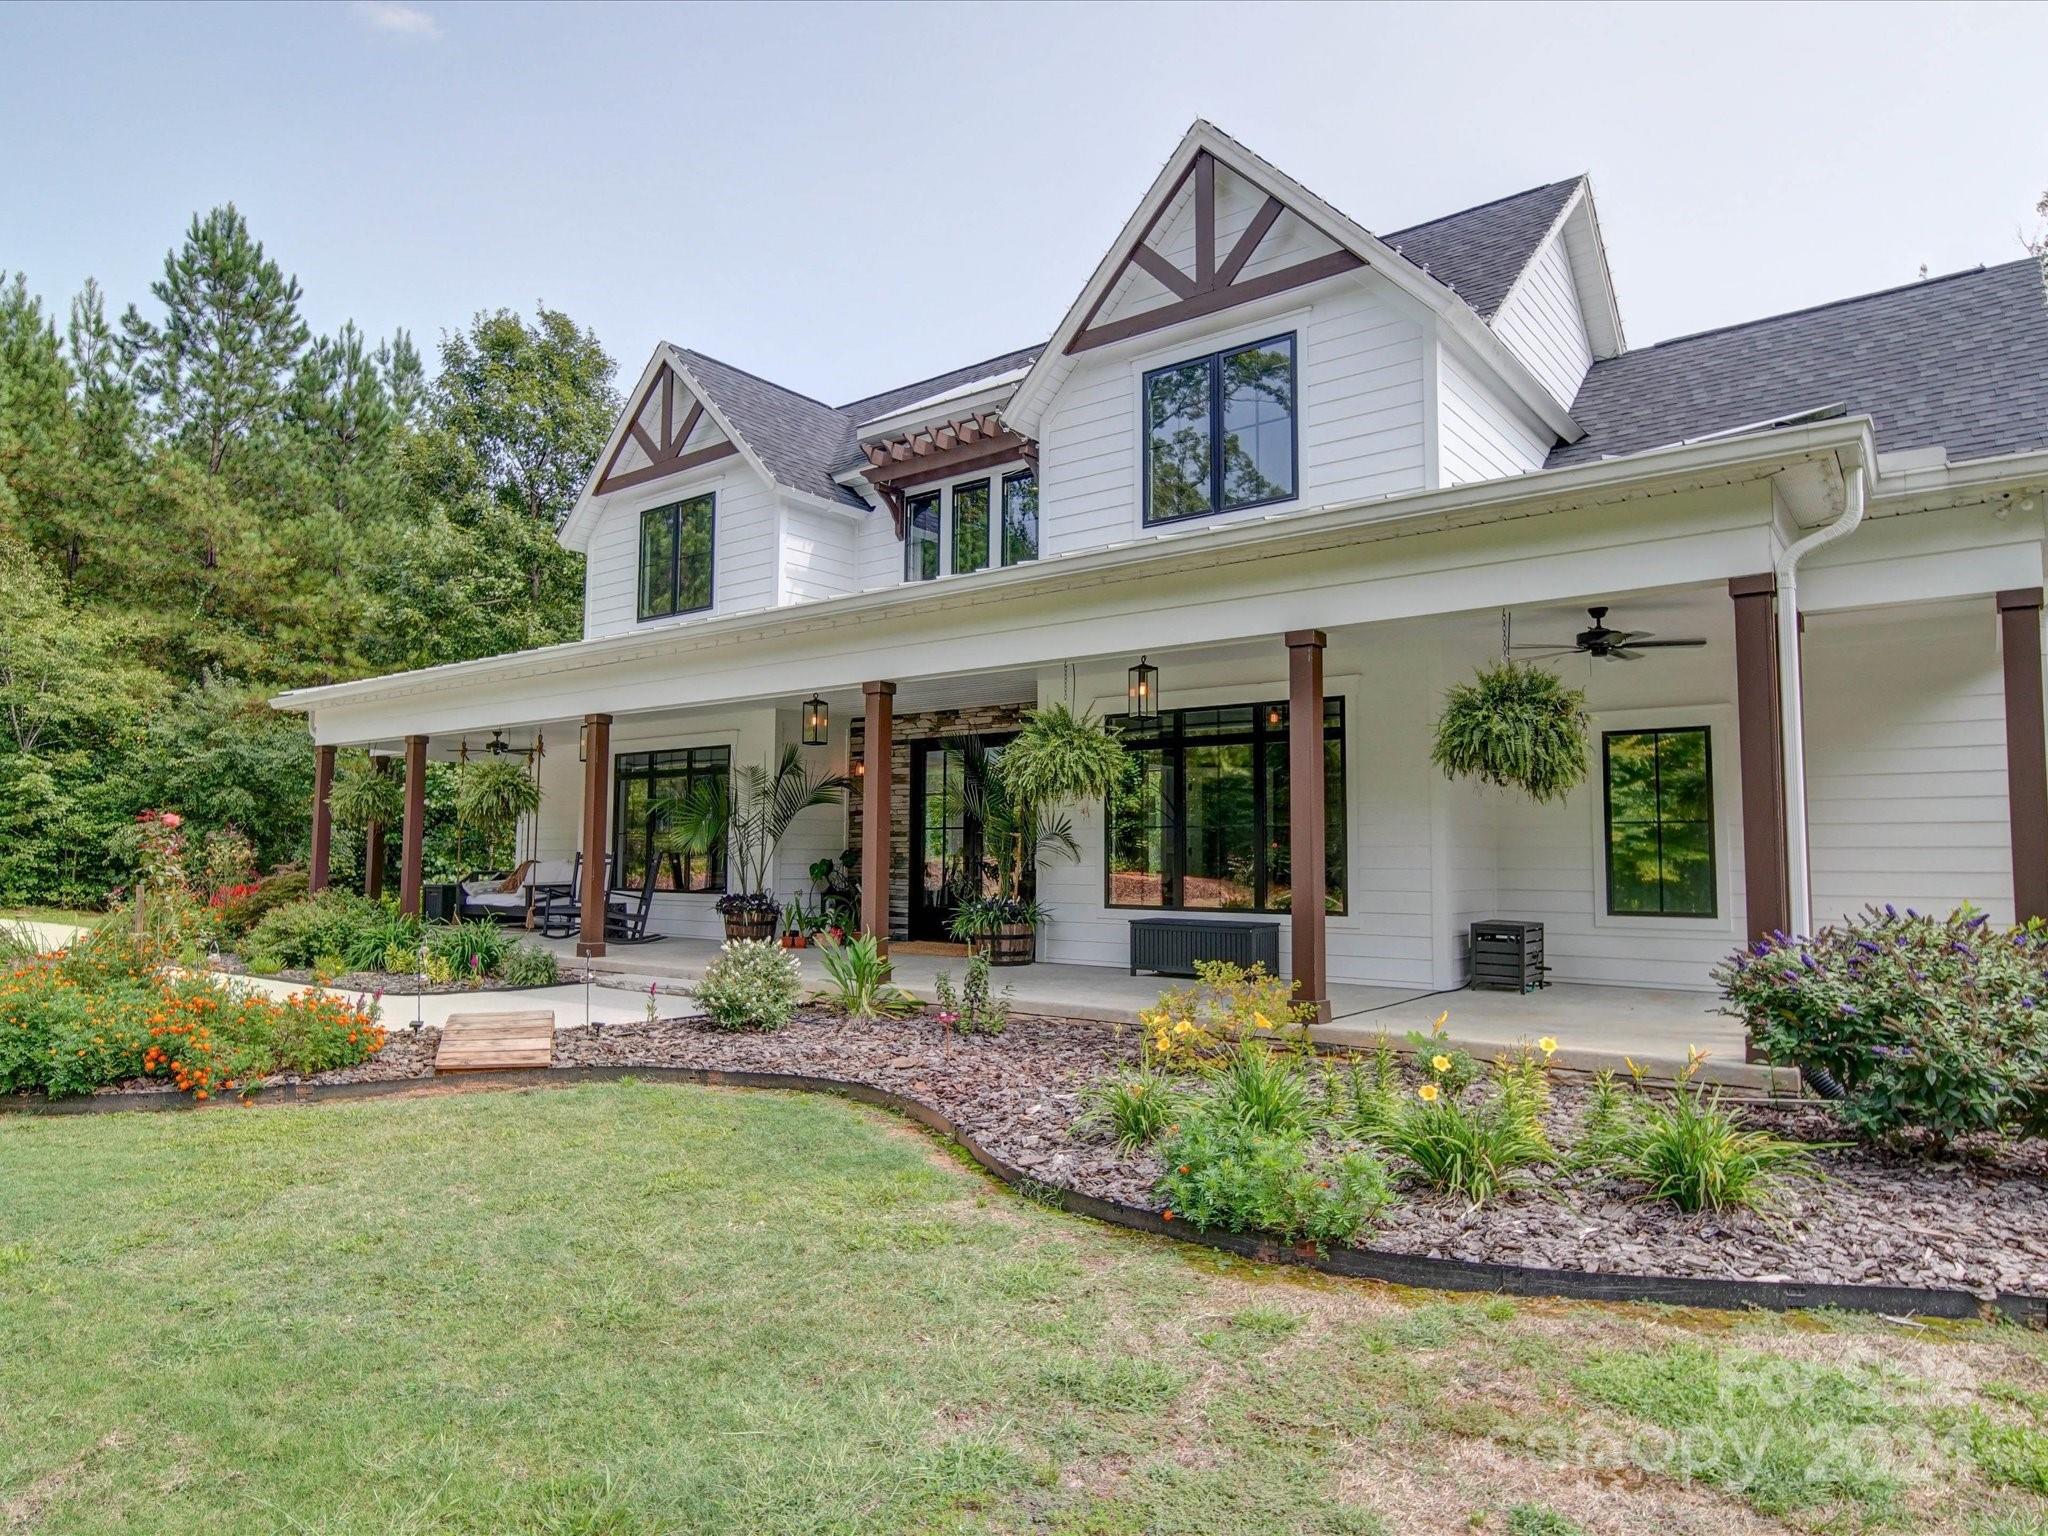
[{"x1": 436, "y1": 1011, "x2": 556, "y2": 1074}]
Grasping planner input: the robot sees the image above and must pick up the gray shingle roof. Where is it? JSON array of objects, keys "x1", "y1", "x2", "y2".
[
  {"x1": 1380, "y1": 178, "x2": 1583, "y2": 318},
  {"x1": 670, "y1": 181, "x2": 1589, "y2": 505},
  {"x1": 675, "y1": 345, "x2": 1044, "y2": 505},
  {"x1": 1549, "y1": 259, "x2": 2048, "y2": 469}
]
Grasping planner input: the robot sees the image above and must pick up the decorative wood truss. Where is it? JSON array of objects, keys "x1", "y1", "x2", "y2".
[
  {"x1": 1067, "y1": 150, "x2": 1364, "y2": 355},
  {"x1": 860, "y1": 410, "x2": 1038, "y2": 536},
  {"x1": 594, "y1": 363, "x2": 739, "y2": 496}
]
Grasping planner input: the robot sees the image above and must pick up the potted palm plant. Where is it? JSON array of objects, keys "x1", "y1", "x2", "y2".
[
  {"x1": 656, "y1": 745, "x2": 848, "y2": 942},
  {"x1": 950, "y1": 704, "x2": 1127, "y2": 965}
]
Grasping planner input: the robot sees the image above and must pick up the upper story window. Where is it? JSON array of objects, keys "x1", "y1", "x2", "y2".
[
  {"x1": 1002, "y1": 470, "x2": 1039, "y2": 565},
  {"x1": 637, "y1": 493, "x2": 714, "y2": 621},
  {"x1": 904, "y1": 490, "x2": 941, "y2": 582},
  {"x1": 1603, "y1": 727, "x2": 1716, "y2": 917},
  {"x1": 903, "y1": 469, "x2": 1038, "y2": 582},
  {"x1": 1143, "y1": 333, "x2": 1297, "y2": 525}
]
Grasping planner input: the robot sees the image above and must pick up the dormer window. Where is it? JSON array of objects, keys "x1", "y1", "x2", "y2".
[
  {"x1": 637, "y1": 493, "x2": 715, "y2": 621},
  {"x1": 904, "y1": 490, "x2": 941, "y2": 581},
  {"x1": 1143, "y1": 333, "x2": 1297, "y2": 525}
]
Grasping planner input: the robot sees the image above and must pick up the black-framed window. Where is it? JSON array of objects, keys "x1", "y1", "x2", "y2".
[
  {"x1": 1105, "y1": 698, "x2": 1344, "y2": 914},
  {"x1": 613, "y1": 746, "x2": 730, "y2": 893},
  {"x1": 952, "y1": 479, "x2": 991, "y2": 575},
  {"x1": 1001, "y1": 469, "x2": 1038, "y2": 565},
  {"x1": 1603, "y1": 727, "x2": 1715, "y2": 917},
  {"x1": 904, "y1": 490, "x2": 940, "y2": 582},
  {"x1": 1143, "y1": 333, "x2": 1297, "y2": 525},
  {"x1": 637, "y1": 494, "x2": 715, "y2": 621}
]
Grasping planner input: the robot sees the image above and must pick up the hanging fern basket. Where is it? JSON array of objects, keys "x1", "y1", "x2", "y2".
[{"x1": 1430, "y1": 660, "x2": 1590, "y2": 803}]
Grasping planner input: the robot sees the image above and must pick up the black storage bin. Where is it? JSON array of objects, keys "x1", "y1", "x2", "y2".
[
  {"x1": 1469, "y1": 920, "x2": 1546, "y2": 993},
  {"x1": 1129, "y1": 917, "x2": 1281, "y2": 978}
]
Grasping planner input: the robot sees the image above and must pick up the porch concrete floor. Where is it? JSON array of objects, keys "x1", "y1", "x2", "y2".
[{"x1": 537, "y1": 933, "x2": 1785, "y2": 1091}]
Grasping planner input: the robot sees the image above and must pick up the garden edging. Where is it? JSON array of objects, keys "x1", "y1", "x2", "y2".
[{"x1": 7, "y1": 1062, "x2": 2041, "y2": 1330}]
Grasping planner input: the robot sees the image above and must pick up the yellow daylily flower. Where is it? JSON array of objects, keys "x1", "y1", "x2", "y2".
[
  {"x1": 1252, "y1": 1011, "x2": 1272, "y2": 1031},
  {"x1": 1432, "y1": 1010, "x2": 1449, "y2": 1036},
  {"x1": 1417, "y1": 1082, "x2": 1440, "y2": 1102},
  {"x1": 1431, "y1": 1054, "x2": 1451, "y2": 1074},
  {"x1": 1538, "y1": 1036, "x2": 1558, "y2": 1057}
]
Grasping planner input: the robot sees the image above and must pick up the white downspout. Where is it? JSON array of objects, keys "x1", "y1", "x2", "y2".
[{"x1": 1774, "y1": 464, "x2": 1866, "y2": 938}]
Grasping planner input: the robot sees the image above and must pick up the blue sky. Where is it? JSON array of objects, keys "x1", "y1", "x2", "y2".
[{"x1": 3, "y1": 0, "x2": 2043, "y2": 403}]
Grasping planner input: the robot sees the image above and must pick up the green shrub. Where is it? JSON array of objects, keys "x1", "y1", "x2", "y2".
[
  {"x1": 815, "y1": 934, "x2": 915, "y2": 1022},
  {"x1": 244, "y1": 891, "x2": 390, "y2": 969},
  {"x1": 1717, "y1": 904, "x2": 2048, "y2": 1143},
  {"x1": 695, "y1": 939, "x2": 803, "y2": 1032},
  {"x1": 246, "y1": 952, "x2": 284, "y2": 978},
  {"x1": 342, "y1": 904, "x2": 423, "y2": 971},
  {"x1": 1157, "y1": 1112, "x2": 1392, "y2": 1249},
  {"x1": 930, "y1": 952, "x2": 1010, "y2": 1036},
  {"x1": 212, "y1": 868, "x2": 309, "y2": 940},
  {"x1": 1079, "y1": 1067, "x2": 1182, "y2": 1151},
  {"x1": 424, "y1": 917, "x2": 512, "y2": 980},
  {"x1": 497, "y1": 943, "x2": 560, "y2": 988},
  {"x1": 1208, "y1": 1039, "x2": 1316, "y2": 1138}
]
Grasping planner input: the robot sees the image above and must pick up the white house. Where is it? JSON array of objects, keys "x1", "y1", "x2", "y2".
[{"x1": 274, "y1": 120, "x2": 2048, "y2": 1034}]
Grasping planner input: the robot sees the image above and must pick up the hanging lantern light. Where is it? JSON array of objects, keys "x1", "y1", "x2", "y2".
[
  {"x1": 1127, "y1": 656, "x2": 1159, "y2": 721},
  {"x1": 802, "y1": 693, "x2": 829, "y2": 747}
]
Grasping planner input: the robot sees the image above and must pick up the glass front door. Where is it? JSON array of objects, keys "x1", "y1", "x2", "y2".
[{"x1": 908, "y1": 733, "x2": 1013, "y2": 941}]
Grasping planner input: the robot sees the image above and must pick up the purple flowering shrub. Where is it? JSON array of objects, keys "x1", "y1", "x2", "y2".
[{"x1": 1715, "y1": 905, "x2": 2048, "y2": 1144}]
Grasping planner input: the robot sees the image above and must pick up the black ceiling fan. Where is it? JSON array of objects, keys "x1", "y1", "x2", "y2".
[{"x1": 1513, "y1": 606, "x2": 1707, "y2": 662}]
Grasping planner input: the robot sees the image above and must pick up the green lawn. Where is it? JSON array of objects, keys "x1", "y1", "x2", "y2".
[{"x1": 1, "y1": 1081, "x2": 2043, "y2": 1535}]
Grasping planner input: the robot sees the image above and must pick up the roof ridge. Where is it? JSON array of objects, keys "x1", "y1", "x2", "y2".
[
  {"x1": 1636, "y1": 262, "x2": 2012, "y2": 354},
  {"x1": 674, "y1": 346, "x2": 839, "y2": 412},
  {"x1": 835, "y1": 340, "x2": 1047, "y2": 415},
  {"x1": 1382, "y1": 175, "x2": 1583, "y2": 241}
]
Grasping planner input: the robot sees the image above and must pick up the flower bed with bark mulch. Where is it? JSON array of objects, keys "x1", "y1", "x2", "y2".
[{"x1": 39, "y1": 1006, "x2": 2048, "y2": 1299}]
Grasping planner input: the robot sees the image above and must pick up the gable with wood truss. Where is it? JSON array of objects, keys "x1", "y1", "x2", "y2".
[{"x1": 593, "y1": 360, "x2": 738, "y2": 497}]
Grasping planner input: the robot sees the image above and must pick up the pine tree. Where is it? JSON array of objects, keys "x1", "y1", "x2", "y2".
[
  {"x1": 66, "y1": 277, "x2": 139, "y2": 461},
  {"x1": 119, "y1": 204, "x2": 309, "y2": 474}
]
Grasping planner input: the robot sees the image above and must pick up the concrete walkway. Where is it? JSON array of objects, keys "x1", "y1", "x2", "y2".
[{"x1": 219, "y1": 972, "x2": 665, "y2": 1032}]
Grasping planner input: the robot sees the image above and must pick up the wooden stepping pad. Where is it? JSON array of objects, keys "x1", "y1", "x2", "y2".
[{"x1": 436, "y1": 1011, "x2": 555, "y2": 1074}]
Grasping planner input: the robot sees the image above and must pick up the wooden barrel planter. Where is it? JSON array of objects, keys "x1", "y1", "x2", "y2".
[
  {"x1": 723, "y1": 910, "x2": 779, "y2": 943},
  {"x1": 982, "y1": 922, "x2": 1036, "y2": 967}
]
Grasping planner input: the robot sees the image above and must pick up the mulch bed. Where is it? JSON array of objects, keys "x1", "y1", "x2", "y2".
[
  {"x1": 37, "y1": 1006, "x2": 2048, "y2": 1299},
  {"x1": 210, "y1": 956, "x2": 590, "y2": 995}
]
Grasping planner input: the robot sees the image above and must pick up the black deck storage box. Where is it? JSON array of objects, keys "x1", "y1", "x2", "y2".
[
  {"x1": 1129, "y1": 917, "x2": 1282, "y2": 978},
  {"x1": 1469, "y1": 920, "x2": 1546, "y2": 993}
]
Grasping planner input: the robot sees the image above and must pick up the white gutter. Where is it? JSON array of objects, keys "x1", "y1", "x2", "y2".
[{"x1": 1775, "y1": 464, "x2": 1866, "y2": 938}]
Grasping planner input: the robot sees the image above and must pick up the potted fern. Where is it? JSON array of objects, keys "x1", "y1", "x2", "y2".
[
  {"x1": 656, "y1": 745, "x2": 848, "y2": 942},
  {"x1": 454, "y1": 758, "x2": 542, "y2": 869},
  {"x1": 950, "y1": 704, "x2": 1127, "y2": 965},
  {"x1": 1430, "y1": 661, "x2": 1589, "y2": 803}
]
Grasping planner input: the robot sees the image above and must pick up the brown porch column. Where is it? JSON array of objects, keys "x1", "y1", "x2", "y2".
[
  {"x1": 362, "y1": 757, "x2": 390, "y2": 902},
  {"x1": 307, "y1": 744, "x2": 336, "y2": 894},
  {"x1": 1729, "y1": 575, "x2": 1790, "y2": 942},
  {"x1": 399, "y1": 734, "x2": 428, "y2": 918},
  {"x1": 860, "y1": 681, "x2": 895, "y2": 953},
  {"x1": 1998, "y1": 588, "x2": 2048, "y2": 921},
  {"x1": 578, "y1": 714, "x2": 613, "y2": 959},
  {"x1": 1285, "y1": 630, "x2": 1330, "y2": 1024}
]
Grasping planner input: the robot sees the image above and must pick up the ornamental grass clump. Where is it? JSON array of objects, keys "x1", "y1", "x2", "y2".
[
  {"x1": 1575, "y1": 1056, "x2": 1822, "y2": 1214},
  {"x1": 1716, "y1": 903, "x2": 2048, "y2": 1144},
  {"x1": 1430, "y1": 660, "x2": 1589, "y2": 803},
  {"x1": 694, "y1": 939, "x2": 803, "y2": 1032},
  {"x1": 1079, "y1": 1067, "x2": 1182, "y2": 1151}
]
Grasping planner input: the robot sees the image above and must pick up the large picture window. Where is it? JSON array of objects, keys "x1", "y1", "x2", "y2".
[
  {"x1": 1603, "y1": 727, "x2": 1715, "y2": 917},
  {"x1": 637, "y1": 494, "x2": 715, "y2": 621},
  {"x1": 1106, "y1": 698, "x2": 1344, "y2": 914},
  {"x1": 1143, "y1": 334, "x2": 1297, "y2": 525},
  {"x1": 613, "y1": 746, "x2": 730, "y2": 893}
]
